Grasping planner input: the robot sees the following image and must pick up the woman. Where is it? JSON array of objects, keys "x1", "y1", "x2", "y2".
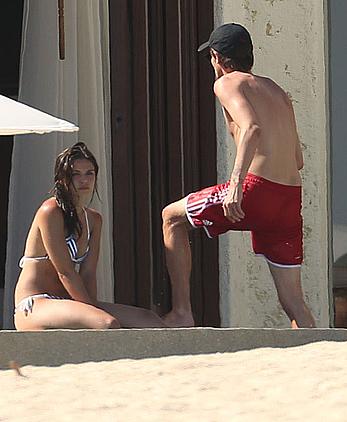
[{"x1": 14, "y1": 142, "x2": 166, "y2": 330}]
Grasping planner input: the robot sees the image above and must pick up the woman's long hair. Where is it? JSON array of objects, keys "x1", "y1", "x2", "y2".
[{"x1": 53, "y1": 142, "x2": 99, "y2": 237}]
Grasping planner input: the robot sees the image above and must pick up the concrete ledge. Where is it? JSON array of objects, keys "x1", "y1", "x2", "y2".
[{"x1": 1, "y1": 328, "x2": 347, "y2": 368}]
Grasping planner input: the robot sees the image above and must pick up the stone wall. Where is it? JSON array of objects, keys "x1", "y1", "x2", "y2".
[{"x1": 216, "y1": 0, "x2": 330, "y2": 327}]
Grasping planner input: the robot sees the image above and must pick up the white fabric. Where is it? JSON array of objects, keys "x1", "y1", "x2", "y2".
[
  {"x1": 3, "y1": 0, "x2": 114, "y2": 328},
  {"x1": 0, "y1": 94, "x2": 78, "y2": 135}
]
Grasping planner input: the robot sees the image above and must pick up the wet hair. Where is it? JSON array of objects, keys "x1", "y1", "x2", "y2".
[
  {"x1": 219, "y1": 51, "x2": 254, "y2": 72},
  {"x1": 53, "y1": 142, "x2": 99, "y2": 237}
]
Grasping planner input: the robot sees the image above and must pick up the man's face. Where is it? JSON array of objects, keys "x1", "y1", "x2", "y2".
[{"x1": 210, "y1": 49, "x2": 223, "y2": 79}]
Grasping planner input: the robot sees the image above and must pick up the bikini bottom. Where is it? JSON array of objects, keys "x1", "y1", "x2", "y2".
[{"x1": 14, "y1": 294, "x2": 65, "y2": 316}]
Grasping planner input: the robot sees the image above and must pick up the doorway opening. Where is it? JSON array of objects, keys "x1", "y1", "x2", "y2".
[
  {"x1": 109, "y1": 0, "x2": 220, "y2": 326},
  {"x1": 329, "y1": 0, "x2": 347, "y2": 327}
]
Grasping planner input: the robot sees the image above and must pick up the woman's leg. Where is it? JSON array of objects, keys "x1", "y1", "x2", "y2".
[
  {"x1": 97, "y1": 302, "x2": 167, "y2": 328},
  {"x1": 14, "y1": 298, "x2": 120, "y2": 330}
]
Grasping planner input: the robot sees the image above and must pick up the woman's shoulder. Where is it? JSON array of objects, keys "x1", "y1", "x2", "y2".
[
  {"x1": 36, "y1": 197, "x2": 63, "y2": 221},
  {"x1": 85, "y1": 207, "x2": 102, "y2": 226},
  {"x1": 85, "y1": 206, "x2": 102, "y2": 219}
]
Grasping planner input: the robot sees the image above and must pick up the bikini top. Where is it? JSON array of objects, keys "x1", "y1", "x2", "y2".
[
  {"x1": 19, "y1": 208, "x2": 91, "y2": 268},
  {"x1": 65, "y1": 208, "x2": 90, "y2": 263}
]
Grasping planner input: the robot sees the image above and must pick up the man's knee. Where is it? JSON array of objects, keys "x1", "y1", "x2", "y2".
[{"x1": 162, "y1": 201, "x2": 186, "y2": 227}]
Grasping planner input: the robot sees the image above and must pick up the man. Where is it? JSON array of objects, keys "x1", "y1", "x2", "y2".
[{"x1": 162, "y1": 23, "x2": 315, "y2": 328}]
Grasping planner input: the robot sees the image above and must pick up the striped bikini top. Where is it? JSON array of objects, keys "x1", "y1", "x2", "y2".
[
  {"x1": 65, "y1": 208, "x2": 91, "y2": 263},
  {"x1": 19, "y1": 208, "x2": 91, "y2": 268}
]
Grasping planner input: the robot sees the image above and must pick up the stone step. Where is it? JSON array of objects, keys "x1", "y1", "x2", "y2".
[{"x1": 1, "y1": 328, "x2": 347, "y2": 369}]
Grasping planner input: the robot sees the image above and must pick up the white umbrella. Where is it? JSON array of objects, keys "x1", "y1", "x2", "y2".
[{"x1": 0, "y1": 94, "x2": 79, "y2": 136}]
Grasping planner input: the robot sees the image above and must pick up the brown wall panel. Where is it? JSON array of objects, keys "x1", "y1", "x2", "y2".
[{"x1": 109, "y1": 0, "x2": 220, "y2": 326}]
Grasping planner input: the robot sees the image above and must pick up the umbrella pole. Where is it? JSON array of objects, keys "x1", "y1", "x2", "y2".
[{"x1": 58, "y1": 0, "x2": 65, "y2": 60}]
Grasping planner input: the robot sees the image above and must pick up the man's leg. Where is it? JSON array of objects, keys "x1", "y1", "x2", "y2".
[
  {"x1": 268, "y1": 263, "x2": 315, "y2": 328},
  {"x1": 162, "y1": 197, "x2": 195, "y2": 327}
]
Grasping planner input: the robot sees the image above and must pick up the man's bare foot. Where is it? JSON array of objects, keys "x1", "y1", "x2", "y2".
[
  {"x1": 291, "y1": 319, "x2": 298, "y2": 329},
  {"x1": 163, "y1": 310, "x2": 195, "y2": 328}
]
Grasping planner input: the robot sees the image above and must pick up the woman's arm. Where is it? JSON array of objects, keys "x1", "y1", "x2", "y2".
[
  {"x1": 37, "y1": 201, "x2": 95, "y2": 305},
  {"x1": 79, "y1": 210, "x2": 102, "y2": 301}
]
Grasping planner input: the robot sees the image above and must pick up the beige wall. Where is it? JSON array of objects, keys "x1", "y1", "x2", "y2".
[{"x1": 216, "y1": 0, "x2": 330, "y2": 327}]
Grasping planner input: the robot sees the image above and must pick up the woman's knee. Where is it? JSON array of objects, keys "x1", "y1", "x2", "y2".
[{"x1": 98, "y1": 315, "x2": 121, "y2": 329}]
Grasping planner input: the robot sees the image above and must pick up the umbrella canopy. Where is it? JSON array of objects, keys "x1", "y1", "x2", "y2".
[{"x1": 0, "y1": 94, "x2": 79, "y2": 136}]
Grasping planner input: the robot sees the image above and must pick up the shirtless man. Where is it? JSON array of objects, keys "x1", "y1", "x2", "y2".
[{"x1": 162, "y1": 23, "x2": 316, "y2": 328}]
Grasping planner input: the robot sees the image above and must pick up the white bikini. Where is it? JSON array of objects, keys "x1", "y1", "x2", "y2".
[{"x1": 15, "y1": 294, "x2": 64, "y2": 316}]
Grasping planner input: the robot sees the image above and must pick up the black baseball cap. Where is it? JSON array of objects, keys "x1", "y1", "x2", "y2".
[{"x1": 198, "y1": 23, "x2": 253, "y2": 58}]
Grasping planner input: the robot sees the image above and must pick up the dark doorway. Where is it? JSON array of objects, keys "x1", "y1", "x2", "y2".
[
  {"x1": 109, "y1": 0, "x2": 220, "y2": 326},
  {"x1": 329, "y1": 1, "x2": 347, "y2": 327},
  {"x1": 0, "y1": 1, "x2": 24, "y2": 290}
]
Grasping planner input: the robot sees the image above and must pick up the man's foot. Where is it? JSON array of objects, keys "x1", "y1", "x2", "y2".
[
  {"x1": 291, "y1": 319, "x2": 298, "y2": 329},
  {"x1": 163, "y1": 310, "x2": 195, "y2": 328}
]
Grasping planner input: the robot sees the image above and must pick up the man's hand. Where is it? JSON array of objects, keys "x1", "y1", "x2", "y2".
[{"x1": 222, "y1": 182, "x2": 245, "y2": 223}]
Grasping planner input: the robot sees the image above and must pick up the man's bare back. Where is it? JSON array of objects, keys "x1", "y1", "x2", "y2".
[{"x1": 214, "y1": 71, "x2": 303, "y2": 187}]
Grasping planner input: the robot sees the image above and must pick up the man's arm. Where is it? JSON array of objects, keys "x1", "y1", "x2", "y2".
[{"x1": 214, "y1": 77, "x2": 261, "y2": 221}]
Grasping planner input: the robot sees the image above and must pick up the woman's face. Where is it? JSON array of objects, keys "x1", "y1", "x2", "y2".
[{"x1": 70, "y1": 158, "x2": 96, "y2": 201}]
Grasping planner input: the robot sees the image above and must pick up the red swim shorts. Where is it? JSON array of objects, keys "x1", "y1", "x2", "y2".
[{"x1": 185, "y1": 173, "x2": 303, "y2": 267}]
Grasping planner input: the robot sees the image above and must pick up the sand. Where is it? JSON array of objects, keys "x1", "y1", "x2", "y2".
[{"x1": 1, "y1": 340, "x2": 347, "y2": 421}]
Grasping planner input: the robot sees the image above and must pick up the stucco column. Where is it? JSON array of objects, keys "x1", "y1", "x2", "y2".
[{"x1": 216, "y1": 0, "x2": 330, "y2": 327}]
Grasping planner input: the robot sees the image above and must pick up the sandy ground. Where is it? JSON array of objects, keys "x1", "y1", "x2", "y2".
[{"x1": 1, "y1": 341, "x2": 347, "y2": 422}]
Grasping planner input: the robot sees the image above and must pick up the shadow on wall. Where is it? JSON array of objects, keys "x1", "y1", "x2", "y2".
[
  {"x1": 0, "y1": 288, "x2": 3, "y2": 329},
  {"x1": 333, "y1": 253, "x2": 347, "y2": 328}
]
